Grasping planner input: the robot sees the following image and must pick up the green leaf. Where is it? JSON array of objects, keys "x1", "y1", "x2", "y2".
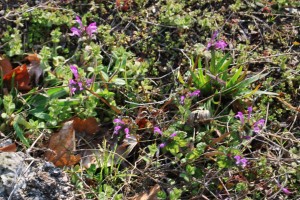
[
  {"x1": 13, "y1": 122, "x2": 30, "y2": 147},
  {"x1": 114, "y1": 78, "x2": 126, "y2": 85},
  {"x1": 47, "y1": 87, "x2": 68, "y2": 99},
  {"x1": 226, "y1": 66, "x2": 243, "y2": 88}
]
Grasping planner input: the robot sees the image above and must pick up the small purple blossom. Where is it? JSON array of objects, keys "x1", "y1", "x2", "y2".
[
  {"x1": 214, "y1": 40, "x2": 227, "y2": 50},
  {"x1": 124, "y1": 128, "x2": 130, "y2": 138},
  {"x1": 113, "y1": 118, "x2": 124, "y2": 124},
  {"x1": 170, "y1": 132, "x2": 177, "y2": 138},
  {"x1": 234, "y1": 155, "x2": 247, "y2": 168},
  {"x1": 276, "y1": 181, "x2": 292, "y2": 195},
  {"x1": 189, "y1": 89, "x2": 201, "y2": 97},
  {"x1": 70, "y1": 16, "x2": 97, "y2": 38},
  {"x1": 86, "y1": 22, "x2": 97, "y2": 37},
  {"x1": 247, "y1": 106, "x2": 253, "y2": 121},
  {"x1": 235, "y1": 111, "x2": 245, "y2": 125},
  {"x1": 113, "y1": 125, "x2": 122, "y2": 135},
  {"x1": 70, "y1": 27, "x2": 81, "y2": 37},
  {"x1": 282, "y1": 187, "x2": 292, "y2": 195},
  {"x1": 180, "y1": 95, "x2": 185, "y2": 105},
  {"x1": 206, "y1": 31, "x2": 227, "y2": 51},
  {"x1": 154, "y1": 127, "x2": 163, "y2": 135},
  {"x1": 253, "y1": 119, "x2": 265, "y2": 133},
  {"x1": 70, "y1": 65, "x2": 79, "y2": 79},
  {"x1": 159, "y1": 143, "x2": 166, "y2": 148}
]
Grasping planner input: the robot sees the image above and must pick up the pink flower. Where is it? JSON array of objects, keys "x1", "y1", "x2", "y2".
[
  {"x1": 189, "y1": 90, "x2": 200, "y2": 97},
  {"x1": 214, "y1": 40, "x2": 227, "y2": 50},
  {"x1": 70, "y1": 65, "x2": 79, "y2": 79},
  {"x1": 154, "y1": 127, "x2": 162, "y2": 135},
  {"x1": 159, "y1": 143, "x2": 166, "y2": 148},
  {"x1": 180, "y1": 95, "x2": 185, "y2": 105},
  {"x1": 113, "y1": 118, "x2": 124, "y2": 124},
  {"x1": 206, "y1": 31, "x2": 227, "y2": 51},
  {"x1": 234, "y1": 155, "x2": 247, "y2": 168},
  {"x1": 86, "y1": 22, "x2": 97, "y2": 37},
  {"x1": 170, "y1": 132, "x2": 177, "y2": 138},
  {"x1": 253, "y1": 119, "x2": 265, "y2": 133},
  {"x1": 124, "y1": 128, "x2": 130, "y2": 138},
  {"x1": 282, "y1": 187, "x2": 292, "y2": 195},
  {"x1": 70, "y1": 27, "x2": 82, "y2": 37},
  {"x1": 235, "y1": 111, "x2": 245, "y2": 125},
  {"x1": 75, "y1": 16, "x2": 84, "y2": 29},
  {"x1": 70, "y1": 16, "x2": 97, "y2": 38},
  {"x1": 113, "y1": 125, "x2": 122, "y2": 135}
]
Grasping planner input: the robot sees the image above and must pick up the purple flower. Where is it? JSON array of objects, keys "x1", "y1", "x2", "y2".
[
  {"x1": 170, "y1": 132, "x2": 177, "y2": 138},
  {"x1": 124, "y1": 128, "x2": 130, "y2": 138},
  {"x1": 86, "y1": 22, "x2": 97, "y2": 37},
  {"x1": 206, "y1": 31, "x2": 227, "y2": 51},
  {"x1": 70, "y1": 65, "x2": 79, "y2": 79},
  {"x1": 85, "y1": 78, "x2": 93, "y2": 87},
  {"x1": 154, "y1": 127, "x2": 162, "y2": 135},
  {"x1": 247, "y1": 106, "x2": 253, "y2": 121},
  {"x1": 113, "y1": 125, "x2": 122, "y2": 135},
  {"x1": 276, "y1": 181, "x2": 292, "y2": 195},
  {"x1": 235, "y1": 111, "x2": 245, "y2": 125},
  {"x1": 75, "y1": 16, "x2": 84, "y2": 29},
  {"x1": 180, "y1": 95, "x2": 185, "y2": 105},
  {"x1": 214, "y1": 40, "x2": 227, "y2": 50},
  {"x1": 159, "y1": 143, "x2": 166, "y2": 148},
  {"x1": 282, "y1": 187, "x2": 292, "y2": 195},
  {"x1": 70, "y1": 27, "x2": 82, "y2": 37},
  {"x1": 113, "y1": 118, "x2": 124, "y2": 124},
  {"x1": 124, "y1": 127, "x2": 129, "y2": 135},
  {"x1": 70, "y1": 16, "x2": 97, "y2": 38},
  {"x1": 234, "y1": 155, "x2": 247, "y2": 168},
  {"x1": 253, "y1": 119, "x2": 265, "y2": 133},
  {"x1": 189, "y1": 90, "x2": 200, "y2": 97}
]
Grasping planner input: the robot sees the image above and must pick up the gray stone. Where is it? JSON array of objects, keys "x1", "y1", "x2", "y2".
[{"x1": 0, "y1": 152, "x2": 74, "y2": 200}]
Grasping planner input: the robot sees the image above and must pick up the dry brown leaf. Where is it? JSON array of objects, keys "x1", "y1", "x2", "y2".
[
  {"x1": 0, "y1": 143, "x2": 17, "y2": 152},
  {"x1": 73, "y1": 117, "x2": 99, "y2": 135},
  {"x1": 132, "y1": 184, "x2": 160, "y2": 200},
  {"x1": 0, "y1": 55, "x2": 13, "y2": 76},
  {"x1": 3, "y1": 64, "x2": 32, "y2": 91},
  {"x1": 45, "y1": 120, "x2": 81, "y2": 167}
]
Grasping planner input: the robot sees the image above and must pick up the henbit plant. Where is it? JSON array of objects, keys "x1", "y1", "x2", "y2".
[{"x1": 189, "y1": 31, "x2": 272, "y2": 99}]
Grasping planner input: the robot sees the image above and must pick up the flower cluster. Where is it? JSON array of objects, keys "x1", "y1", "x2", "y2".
[
  {"x1": 113, "y1": 118, "x2": 130, "y2": 138},
  {"x1": 234, "y1": 155, "x2": 247, "y2": 168},
  {"x1": 70, "y1": 16, "x2": 97, "y2": 38},
  {"x1": 180, "y1": 89, "x2": 200, "y2": 105},
  {"x1": 235, "y1": 106, "x2": 265, "y2": 134},
  {"x1": 69, "y1": 65, "x2": 92, "y2": 94},
  {"x1": 206, "y1": 31, "x2": 227, "y2": 51}
]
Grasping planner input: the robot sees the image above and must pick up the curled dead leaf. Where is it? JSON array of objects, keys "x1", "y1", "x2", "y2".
[
  {"x1": 73, "y1": 117, "x2": 99, "y2": 135},
  {"x1": 45, "y1": 121, "x2": 81, "y2": 167},
  {"x1": 3, "y1": 64, "x2": 32, "y2": 91}
]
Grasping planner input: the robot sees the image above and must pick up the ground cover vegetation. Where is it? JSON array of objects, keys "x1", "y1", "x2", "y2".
[{"x1": 0, "y1": 0, "x2": 300, "y2": 199}]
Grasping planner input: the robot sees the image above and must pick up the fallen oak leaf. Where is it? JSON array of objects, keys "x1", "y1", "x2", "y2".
[
  {"x1": 45, "y1": 120, "x2": 81, "y2": 167},
  {"x1": 3, "y1": 64, "x2": 32, "y2": 91},
  {"x1": 73, "y1": 117, "x2": 99, "y2": 135}
]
